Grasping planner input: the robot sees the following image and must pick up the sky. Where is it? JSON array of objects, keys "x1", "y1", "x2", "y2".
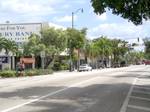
[{"x1": 0, "y1": 0, "x2": 149, "y2": 50}]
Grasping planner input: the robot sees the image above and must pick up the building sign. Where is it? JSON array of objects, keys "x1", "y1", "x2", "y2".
[
  {"x1": 0, "y1": 56, "x2": 9, "y2": 63},
  {"x1": 20, "y1": 58, "x2": 35, "y2": 64},
  {"x1": 0, "y1": 23, "x2": 42, "y2": 43}
]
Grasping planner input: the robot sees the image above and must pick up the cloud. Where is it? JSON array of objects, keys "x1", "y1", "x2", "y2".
[
  {"x1": 87, "y1": 22, "x2": 149, "y2": 51},
  {"x1": 0, "y1": 0, "x2": 59, "y2": 14},
  {"x1": 54, "y1": 15, "x2": 77, "y2": 23},
  {"x1": 71, "y1": 0, "x2": 86, "y2": 4},
  {"x1": 62, "y1": 4, "x2": 71, "y2": 9},
  {"x1": 88, "y1": 22, "x2": 149, "y2": 40},
  {"x1": 0, "y1": 0, "x2": 88, "y2": 23},
  {"x1": 97, "y1": 13, "x2": 107, "y2": 21},
  {"x1": 0, "y1": 0, "x2": 66, "y2": 23},
  {"x1": 49, "y1": 22, "x2": 66, "y2": 29}
]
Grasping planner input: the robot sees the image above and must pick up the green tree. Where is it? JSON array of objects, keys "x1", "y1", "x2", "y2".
[
  {"x1": 23, "y1": 34, "x2": 46, "y2": 56},
  {"x1": 127, "y1": 51, "x2": 144, "y2": 64},
  {"x1": 0, "y1": 37, "x2": 18, "y2": 55},
  {"x1": 66, "y1": 28, "x2": 86, "y2": 70},
  {"x1": 143, "y1": 38, "x2": 150, "y2": 59},
  {"x1": 41, "y1": 27, "x2": 67, "y2": 68},
  {"x1": 93, "y1": 37, "x2": 112, "y2": 60},
  {"x1": 111, "y1": 39, "x2": 129, "y2": 64},
  {"x1": 0, "y1": 37, "x2": 7, "y2": 52},
  {"x1": 89, "y1": 41, "x2": 100, "y2": 68},
  {"x1": 91, "y1": 0, "x2": 150, "y2": 25},
  {"x1": 66, "y1": 28, "x2": 86, "y2": 52}
]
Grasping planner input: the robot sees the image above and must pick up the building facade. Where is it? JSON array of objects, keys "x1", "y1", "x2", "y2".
[{"x1": 0, "y1": 22, "x2": 48, "y2": 70}]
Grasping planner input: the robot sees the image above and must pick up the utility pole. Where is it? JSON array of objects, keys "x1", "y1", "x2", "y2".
[{"x1": 69, "y1": 8, "x2": 83, "y2": 72}]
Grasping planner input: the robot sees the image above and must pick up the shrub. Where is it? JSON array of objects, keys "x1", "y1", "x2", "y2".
[
  {"x1": 52, "y1": 61, "x2": 61, "y2": 71},
  {"x1": 0, "y1": 70, "x2": 16, "y2": 77},
  {"x1": 25, "y1": 69, "x2": 53, "y2": 76},
  {"x1": 60, "y1": 64, "x2": 69, "y2": 70},
  {"x1": 0, "y1": 69, "x2": 53, "y2": 78},
  {"x1": 38, "y1": 69, "x2": 53, "y2": 75},
  {"x1": 25, "y1": 69, "x2": 39, "y2": 76},
  {"x1": 52, "y1": 61, "x2": 69, "y2": 71}
]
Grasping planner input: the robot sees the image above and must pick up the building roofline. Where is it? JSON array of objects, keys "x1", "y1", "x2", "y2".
[{"x1": 0, "y1": 22, "x2": 43, "y2": 25}]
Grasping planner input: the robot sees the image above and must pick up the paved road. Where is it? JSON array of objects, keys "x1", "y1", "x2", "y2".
[{"x1": 0, "y1": 65, "x2": 150, "y2": 112}]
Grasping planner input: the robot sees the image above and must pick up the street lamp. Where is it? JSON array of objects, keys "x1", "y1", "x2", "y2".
[
  {"x1": 69, "y1": 8, "x2": 83, "y2": 72},
  {"x1": 72, "y1": 8, "x2": 83, "y2": 29}
]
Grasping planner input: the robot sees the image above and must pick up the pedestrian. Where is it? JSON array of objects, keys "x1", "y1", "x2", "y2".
[
  {"x1": 16, "y1": 62, "x2": 21, "y2": 77},
  {"x1": 20, "y1": 61, "x2": 25, "y2": 76}
]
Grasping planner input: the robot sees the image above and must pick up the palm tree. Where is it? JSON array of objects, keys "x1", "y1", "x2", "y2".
[
  {"x1": 0, "y1": 37, "x2": 18, "y2": 55},
  {"x1": 0, "y1": 38, "x2": 7, "y2": 52},
  {"x1": 93, "y1": 37, "x2": 113, "y2": 67},
  {"x1": 111, "y1": 39, "x2": 129, "y2": 66}
]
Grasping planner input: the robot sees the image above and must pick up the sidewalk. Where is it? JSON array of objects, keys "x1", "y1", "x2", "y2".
[
  {"x1": 0, "y1": 67, "x2": 127, "y2": 88},
  {"x1": 0, "y1": 65, "x2": 142, "y2": 88},
  {"x1": 0, "y1": 65, "x2": 142, "y2": 82}
]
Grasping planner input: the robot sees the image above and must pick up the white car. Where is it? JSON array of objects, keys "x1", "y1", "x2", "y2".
[{"x1": 79, "y1": 64, "x2": 92, "y2": 72}]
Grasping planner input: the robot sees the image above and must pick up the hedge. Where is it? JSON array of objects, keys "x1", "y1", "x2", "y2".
[
  {"x1": 0, "y1": 70, "x2": 16, "y2": 77},
  {"x1": 0, "y1": 69, "x2": 53, "y2": 78}
]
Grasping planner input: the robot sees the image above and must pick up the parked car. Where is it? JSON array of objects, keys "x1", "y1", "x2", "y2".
[
  {"x1": 143, "y1": 60, "x2": 150, "y2": 65},
  {"x1": 79, "y1": 64, "x2": 92, "y2": 72}
]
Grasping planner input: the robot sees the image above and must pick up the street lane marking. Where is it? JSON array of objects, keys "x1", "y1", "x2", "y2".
[
  {"x1": 133, "y1": 90, "x2": 150, "y2": 95},
  {"x1": 128, "y1": 105, "x2": 150, "y2": 111},
  {"x1": 120, "y1": 78, "x2": 138, "y2": 112},
  {"x1": 120, "y1": 67, "x2": 149, "y2": 112},
  {"x1": 0, "y1": 67, "x2": 146, "y2": 112},
  {"x1": 130, "y1": 96, "x2": 150, "y2": 101},
  {"x1": 0, "y1": 75, "x2": 104, "y2": 112},
  {"x1": 134, "y1": 85, "x2": 150, "y2": 90}
]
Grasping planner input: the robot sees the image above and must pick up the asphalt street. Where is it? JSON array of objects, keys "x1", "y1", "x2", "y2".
[{"x1": 0, "y1": 65, "x2": 150, "y2": 112}]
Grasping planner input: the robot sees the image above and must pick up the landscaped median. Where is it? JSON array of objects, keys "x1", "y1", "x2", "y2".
[{"x1": 0, "y1": 69, "x2": 53, "y2": 78}]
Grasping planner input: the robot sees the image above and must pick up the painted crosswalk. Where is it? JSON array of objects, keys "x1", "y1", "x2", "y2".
[{"x1": 120, "y1": 72, "x2": 150, "y2": 112}]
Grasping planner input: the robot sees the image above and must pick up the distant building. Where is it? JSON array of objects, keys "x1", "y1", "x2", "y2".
[
  {"x1": 0, "y1": 22, "x2": 48, "y2": 70},
  {"x1": 0, "y1": 22, "x2": 48, "y2": 46}
]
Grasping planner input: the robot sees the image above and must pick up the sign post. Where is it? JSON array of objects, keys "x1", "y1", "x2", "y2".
[{"x1": 40, "y1": 51, "x2": 45, "y2": 69}]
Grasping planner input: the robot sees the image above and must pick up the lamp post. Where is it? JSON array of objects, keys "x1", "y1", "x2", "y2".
[
  {"x1": 69, "y1": 8, "x2": 83, "y2": 72},
  {"x1": 72, "y1": 8, "x2": 83, "y2": 29}
]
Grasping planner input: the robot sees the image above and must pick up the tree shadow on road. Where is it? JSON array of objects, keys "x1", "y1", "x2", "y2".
[{"x1": 0, "y1": 82, "x2": 142, "y2": 112}]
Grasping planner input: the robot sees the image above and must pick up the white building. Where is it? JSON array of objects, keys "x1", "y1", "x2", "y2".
[
  {"x1": 0, "y1": 22, "x2": 49, "y2": 45},
  {"x1": 0, "y1": 22, "x2": 48, "y2": 70}
]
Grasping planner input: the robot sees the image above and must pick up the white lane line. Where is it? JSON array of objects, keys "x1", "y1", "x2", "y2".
[
  {"x1": 120, "y1": 67, "x2": 150, "y2": 112},
  {"x1": 0, "y1": 75, "x2": 103, "y2": 112},
  {"x1": 130, "y1": 96, "x2": 150, "y2": 101},
  {"x1": 128, "y1": 105, "x2": 150, "y2": 111},
  {"x1": 0, "y1": 67, "x2": 146, "y2": 112},
  {"x1": 119, "y1": 78, "x2": 138, "y2": 112},
  {"x1": 134, "y1": 85, "x2": 150, "y2": 90},
  {"x1": 133, "y1": 90, "x2": 150, "y2": 95}
]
